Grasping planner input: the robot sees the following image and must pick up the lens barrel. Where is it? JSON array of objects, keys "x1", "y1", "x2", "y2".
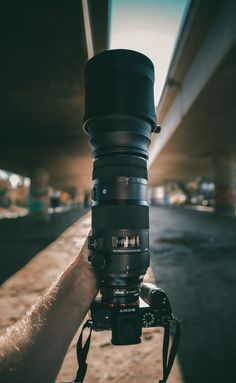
[
  {"x1": 84, "y1": 50, "x2": 156, "y2": 343},
  {"x1": 83, "y1": 49, "x2": 156, "y2": 132}
]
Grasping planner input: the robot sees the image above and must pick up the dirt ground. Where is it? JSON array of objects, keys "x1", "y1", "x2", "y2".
[{"x1": 0, "y1": 212, "x2": 183, "y2": 383}]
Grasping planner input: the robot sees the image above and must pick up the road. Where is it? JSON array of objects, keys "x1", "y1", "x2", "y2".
[
  {"x1": 0, "y1": 206, "x2": 235, "y2": 382},
  {"x1": 149, "y1": 206, "x2": 236, "y2": 383}
]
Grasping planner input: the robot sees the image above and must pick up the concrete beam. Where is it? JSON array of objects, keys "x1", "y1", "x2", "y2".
[
  {"x1": 148, "y1": 0, "x2": 236, "y2": 168},
  {"x1": 82, "y1": 0, "x2": 94, "y2": 59}
]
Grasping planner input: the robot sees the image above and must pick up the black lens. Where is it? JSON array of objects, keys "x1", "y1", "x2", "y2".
[
  {"x1": 83, "y1": 49, "x2": 156, "y2": 131},
  {"x1": 84, "y1": 49, "x2": 156, "y2": 320}
]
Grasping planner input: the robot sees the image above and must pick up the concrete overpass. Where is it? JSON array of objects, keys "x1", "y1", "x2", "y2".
[
  {"x1": 148, "y1": 0, "x2": 236, "y2": 212},
  {"x1": 0, "y1": 0, "x2": 108, "y2": 193}
]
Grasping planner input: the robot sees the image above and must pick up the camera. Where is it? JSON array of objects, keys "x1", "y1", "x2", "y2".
[
  {"x1": 69, "y1": 50, "x2": 180, "y2": 383},
  {"x1": 83, "y1": 49, "x2": 160, "y2": 345},
  {"x1": 90, "y1": 283, "x2": 173, "y2": 345}
]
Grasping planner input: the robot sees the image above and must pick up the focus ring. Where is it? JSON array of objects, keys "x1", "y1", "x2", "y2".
[{"x1": 92, "y1": 205, "x2": 149, "y2": 229}]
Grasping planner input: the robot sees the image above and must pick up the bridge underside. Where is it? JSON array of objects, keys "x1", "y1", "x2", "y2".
[
  {"x1": 148, "y1": 0, "x2": 236, "y2": 187},
  {"x1": 0, "y1": 0, "x2": 108, "y2": 191}
]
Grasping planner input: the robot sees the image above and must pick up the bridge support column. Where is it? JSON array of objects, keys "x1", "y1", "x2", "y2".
[
  {"x1": 29, "y1": 168, "x2": 50, "y2": 218},
  {"x1": 214, "y1": 157, "x2": 236, "y2": 216}
]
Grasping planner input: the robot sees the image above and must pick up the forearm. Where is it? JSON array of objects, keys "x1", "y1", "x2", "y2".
[{"x1": 0, "y1": 244, "x2": 98, "y2": 383}]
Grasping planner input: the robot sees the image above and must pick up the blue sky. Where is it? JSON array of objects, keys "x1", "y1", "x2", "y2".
[{"x1": 109, "y1": 0, "x2": 189, "y2": 106}]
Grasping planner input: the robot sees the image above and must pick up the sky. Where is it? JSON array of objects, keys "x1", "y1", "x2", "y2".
[{"x1": 109, "y1": 0, "x2": 189, "y2": 106}]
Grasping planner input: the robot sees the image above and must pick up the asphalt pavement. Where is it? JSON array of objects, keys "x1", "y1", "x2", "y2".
[{"x1": 149, "y1": 206, "x2": 236, "y2": 383}]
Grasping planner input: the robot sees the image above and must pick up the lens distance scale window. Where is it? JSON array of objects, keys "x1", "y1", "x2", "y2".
[{"x1": 112, "y1": 235, "x2": 141, "y2": 248}]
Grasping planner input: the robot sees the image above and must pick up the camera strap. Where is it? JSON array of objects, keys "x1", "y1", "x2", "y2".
[
  {"x1": 66, "y1": 317, "x2": 180, "y2": 383},
  {"x1": 75, "y1": 320, "x2": 93, "y2": 383},
  {"x1": 159, "y1": 318, "x2": 181, "y2": 383},
  {"x1": 64, "y1": 320, "x2": 92, "y2": 383}
]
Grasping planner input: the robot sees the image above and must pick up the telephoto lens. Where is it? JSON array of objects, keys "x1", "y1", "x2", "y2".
[{"x1": 83, "y1": 49, "x2": 157, "y2": 345}]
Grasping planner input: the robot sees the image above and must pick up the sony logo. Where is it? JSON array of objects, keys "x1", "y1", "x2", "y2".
[{"x1": 119, "y1": 308, "x2": 136, "y2": 313}]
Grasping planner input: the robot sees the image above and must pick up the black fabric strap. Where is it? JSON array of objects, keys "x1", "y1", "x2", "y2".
[
  {"x1": 159, "y1": 319, "x2": 181, "y2": 383},
  {"x1": 75, "y1": 320, "x2": 92, "y2": 383},
  {"x1": 65, "y1": 318, "x2": 180, "y2": 383},
  {"x1": 64, "y1": 320, "x2": 92, "y2": 383}
]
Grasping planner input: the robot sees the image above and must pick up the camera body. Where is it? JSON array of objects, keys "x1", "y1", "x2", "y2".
[{"x1": 90, "y1": 283, "x2": 173, "y2": 345}]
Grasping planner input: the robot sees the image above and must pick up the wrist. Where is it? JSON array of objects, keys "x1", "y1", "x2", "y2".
[{"x1": 60, "y1": 259, "x2": 98, "y2": 308}]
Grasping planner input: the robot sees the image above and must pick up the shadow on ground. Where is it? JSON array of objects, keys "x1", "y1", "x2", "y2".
[
  {"x1": 0, "y1": 207, "x2": 88, "y2": 284},
  {"x1": 150, "y1": 206, "x2": 236, "y2": 383}
]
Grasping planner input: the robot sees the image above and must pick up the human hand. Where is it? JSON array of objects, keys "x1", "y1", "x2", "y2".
[{"x1": 73, "y1": 233, "x2": 99, "y2": 297}]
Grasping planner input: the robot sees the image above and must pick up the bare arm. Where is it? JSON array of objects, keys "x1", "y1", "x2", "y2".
[{"x1": 0, "y1": 236, "x2": 98, "y2": 383}]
